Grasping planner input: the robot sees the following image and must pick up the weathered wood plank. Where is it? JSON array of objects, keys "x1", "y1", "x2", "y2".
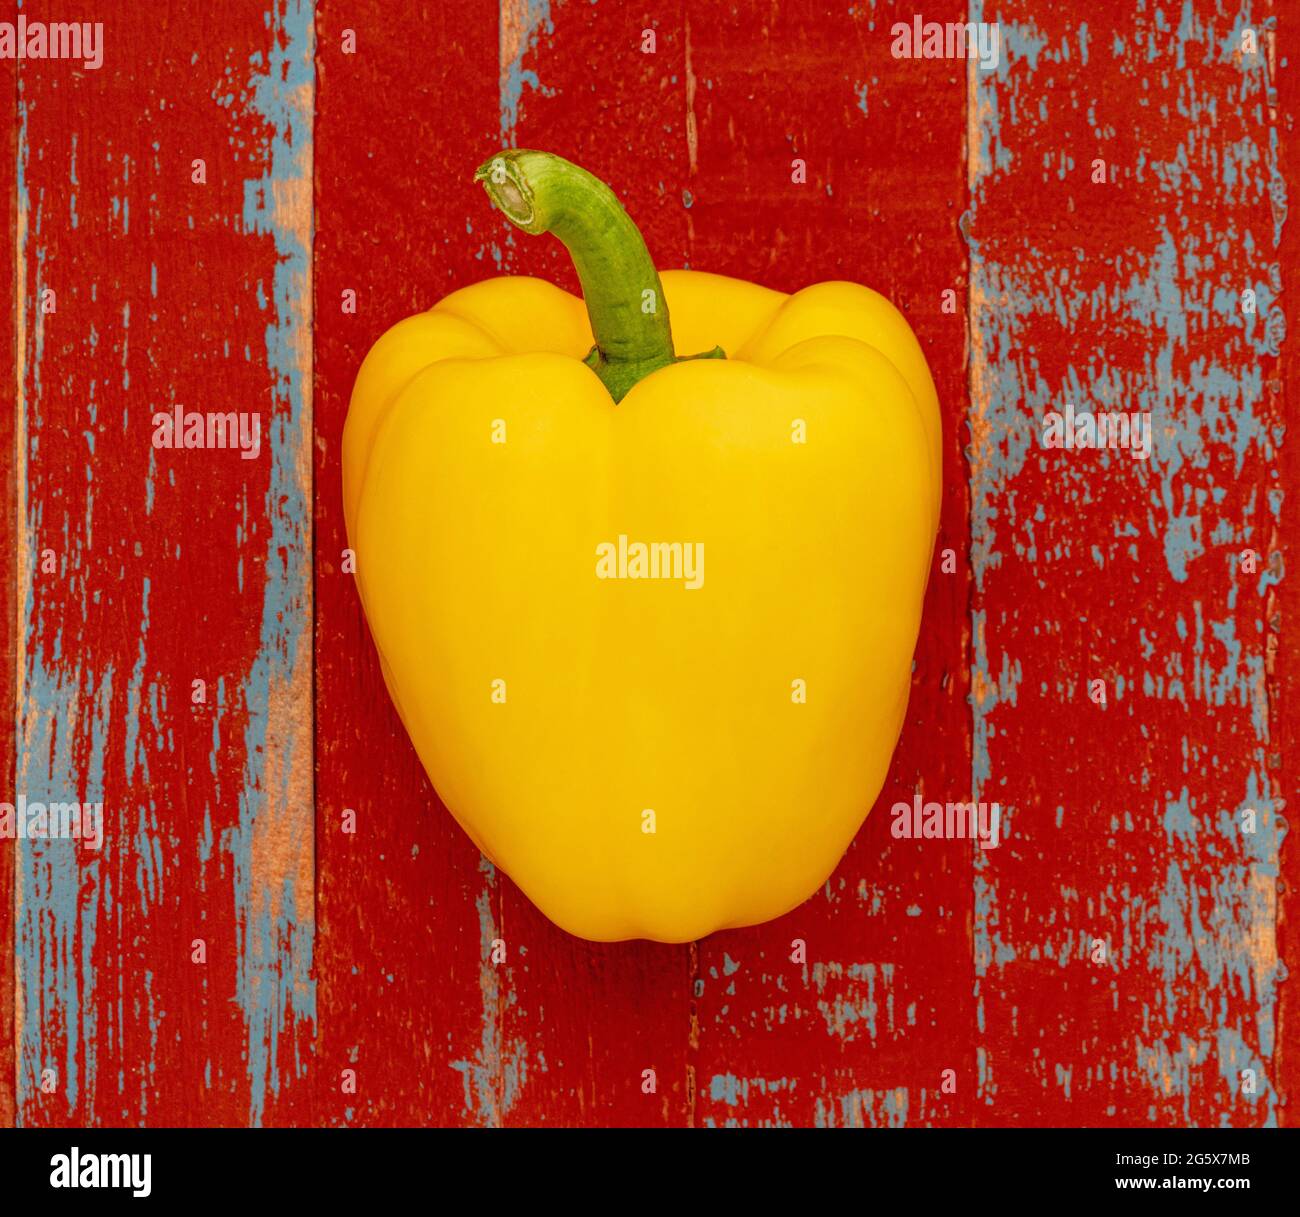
[
  {"x1": 967, "y1": 0, "x2": 1291, "y2": 1124},
  {"x1": 0, "y1": 0, "x2": 17, "y2": 1131},
  {"x1": 11, "y1": 1, "x2": 314, "y2": 1126},
  {"x1": 3, "y1": 0, "x2": 1294, "y2": 1130},
  {"x1": 489, "y1": 0, "x2": 696, "y2": 1127},
  {"x1": 313, "y1": 0, "x2": 698, "y2": 1129},
  {"x1": 1275, "y1": 0, "x2": 1300, "y2": 1122},
  {"x1": 678, "y1": 0, "x2": 973, "y2": 1128},
  {"x1": 312, "y1": 0, "x2": 508, "y2": 1126}
]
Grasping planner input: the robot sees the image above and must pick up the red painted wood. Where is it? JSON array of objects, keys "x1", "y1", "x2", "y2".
[
  {"x1": 677, "y1": 0, "x2": 974, "y2": 1128},
  {"x1": 1277, "y1": 4, "x2": 1300, "y2": 1121},
  {"x1": 313, "y1": 0, "x2": 696, "y2": 1128},
  {"x1": 0, "y1": 2, "x2": 17, "y2": 1130},
  {"x1": 479, "y1": 0, "x2": 702, "y2": 1129},
  {"x1": 312, "y1": 0, "x2": 515, "y2": 1128},
  {"x1": 965, "y1": 0, "x2": 1292, "y2": 1125},
  {"x1": 9, "y1": 1, "x2": 313, "y2": 1127}
]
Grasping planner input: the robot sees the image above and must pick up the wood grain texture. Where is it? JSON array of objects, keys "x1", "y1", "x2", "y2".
[
  {"x1": 312, "y1": 0, "x2": 510, "y2": 1129},
  {"x1": 1276, "y1": 0, "x2": 1300, "y2": 1120},
  {"x1": 4, "y1": 0, "x2": 1297, "y2": 1128},
  {"x1": 678, "y1": 0, "x2": 974, "y2": 1128},
  {"x1": 966, "y1": 0, "x2": 1292, "y2": 1125},
  {"x1": 9, "y1": 0, "x2": 313, "y2": 1126},
  {"x1": 1, "y1": 0, "x2": 16, "y2": 1131}
]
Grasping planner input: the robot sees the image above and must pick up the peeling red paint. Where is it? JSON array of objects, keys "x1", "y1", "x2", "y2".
[{"x1": 3, "y1": 0, "x2": 1297, "y2": 1129}]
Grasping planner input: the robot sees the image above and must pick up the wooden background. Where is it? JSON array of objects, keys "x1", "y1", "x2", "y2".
[{"x1": 2, "y1": 0, "x2": 1296, "y2": 1127}]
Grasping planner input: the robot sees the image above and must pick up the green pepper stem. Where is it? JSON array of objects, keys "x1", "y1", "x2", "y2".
[{"x1": 475, "y1": 150, "x2": 721, "y2": 402}]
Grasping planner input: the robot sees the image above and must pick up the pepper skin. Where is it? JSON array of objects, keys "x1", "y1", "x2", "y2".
[{"x1": 343, "y1": 151, "x2": 940, "y2": 942}]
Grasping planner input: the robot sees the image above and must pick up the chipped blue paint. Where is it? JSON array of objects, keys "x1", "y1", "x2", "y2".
[
  {"x1": 123, "y1": 577, "x2": 149, "y2": 783},
  {"x1": 808, "y1": 960, "x2": 899, "y2": 1042},
  {"x1": 968, "y1": 0, "x2": 1285, "y2": 1123},
  {"x1": 16, "y1": 647, "x2": 113, "y2": 1118},
  {"x1": 69, "y1": 132, "x2": 79, "y2": 229},
  {"x1": 814, "y1": 1085, "x2": 909, "y2": 1128},
  {"x1": 709, "y1": 1073, "x2": 794, "y2": 1106},
  {"x1": 450, "y1": 859, "x2": 529, "y2": 1125},
  {"x1": 14, "y1": 57, "x2": 105, "y2": 1123},
  {"x1": 703, "y1": 1073, "x2": 796, "y2": 1127},
  {"x1": 228, "y1": 0, "x2": 316, "y2": 1125},
  {"x1": 500, "y1": 0, "x2": 553, "y2": 142}
]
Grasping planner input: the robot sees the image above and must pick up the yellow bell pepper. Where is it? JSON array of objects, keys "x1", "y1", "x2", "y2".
[{"x1": 343, "y1": 150, "x2": 940, "y2": 942}]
